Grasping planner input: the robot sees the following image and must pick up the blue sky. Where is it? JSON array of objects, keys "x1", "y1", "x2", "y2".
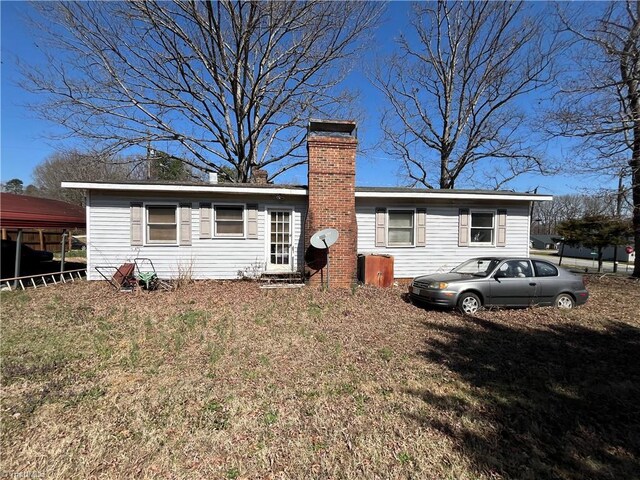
[{"x1": 0, "y1": 1, "x2": 605, "y2": 195}]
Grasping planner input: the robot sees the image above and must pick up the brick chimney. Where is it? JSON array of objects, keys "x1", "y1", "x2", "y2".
[
  {"x1": 251, "y1": 168, "x2": 269, "y2": 184},
  {"x1": 304, "y1": 120, "x2": 358, "y2": 288}
]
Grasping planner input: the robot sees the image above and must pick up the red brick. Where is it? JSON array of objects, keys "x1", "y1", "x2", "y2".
[{"x1": 304, "y1": 131, "x2": 358, "y2": 289}]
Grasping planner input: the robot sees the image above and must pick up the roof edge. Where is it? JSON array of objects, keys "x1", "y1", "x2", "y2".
[
  {"x1": 61, "y1": 182, "x2": 552, "y2": 202},
  {"x1": 61, "y1": 182, "x2": 308, "y2": 196},
  {"x1": 354, "y1": 189, "x2": 552, "y2": 202}
]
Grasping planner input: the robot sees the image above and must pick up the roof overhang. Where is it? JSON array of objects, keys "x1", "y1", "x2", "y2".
[
  {"x1": 61, "y1": 182, "x2": 552, "y2": 202},
  {"x1": 355, "y1": 190, "x2": 553, "y2": 202},
  {"x1": 61, "y1": 182, "x2": 308, "y2": 197}
]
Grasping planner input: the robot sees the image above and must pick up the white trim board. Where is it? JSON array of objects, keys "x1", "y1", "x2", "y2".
[
  {"x1": 355, "y1": 191, "x2": 553, "y2": 202},
  {"x1": 62, "y1": 182, "x2": 307, "y2": 197},
  {"x1": 62, "y1": 182, "x2": 552, "y2": 203}
]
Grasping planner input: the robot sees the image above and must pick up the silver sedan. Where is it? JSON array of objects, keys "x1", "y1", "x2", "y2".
[{"x1": 409, "y1": 257, "x2": 589, "y2": 315}]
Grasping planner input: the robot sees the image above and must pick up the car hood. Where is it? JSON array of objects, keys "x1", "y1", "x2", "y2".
[{"x1": 413, "y1": 272, "x2": 479, "y2": 283}]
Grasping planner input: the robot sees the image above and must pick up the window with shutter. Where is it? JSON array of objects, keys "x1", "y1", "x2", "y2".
[
  {"x1": 387, "y1": 210, "x2": 414, "y2": 247},
  {"x1": 214, "y1": 205, "x2": 244, "y2": 237},
  {"x1": 470, "y1": 211, "x2": 495, "y2": 245},
  {"x1": 146, "y1": 205, "x2": 178, "y2": 244}
]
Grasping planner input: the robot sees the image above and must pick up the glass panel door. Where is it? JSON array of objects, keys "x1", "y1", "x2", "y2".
[{"x1": 268, "y1": 210, "x2": 292, "y2": 270}]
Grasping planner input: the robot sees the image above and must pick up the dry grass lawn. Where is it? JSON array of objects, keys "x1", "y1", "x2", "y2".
[{"x1": 1, "y1": 276, "x2": 639, "y2": 479}]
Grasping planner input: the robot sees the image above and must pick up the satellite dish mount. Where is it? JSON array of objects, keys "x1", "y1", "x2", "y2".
[{"x1": 310, "y1": 228, "x2": 339, "y2": 289}]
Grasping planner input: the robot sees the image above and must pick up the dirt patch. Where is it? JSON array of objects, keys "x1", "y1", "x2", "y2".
[{"x1": 1, "y1": 276, "x2": 638, "y2": 479}]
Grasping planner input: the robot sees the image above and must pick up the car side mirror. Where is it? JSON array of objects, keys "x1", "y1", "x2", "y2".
[{"x1": 494, "y1": 271, "x2": 505, "y2": 280}]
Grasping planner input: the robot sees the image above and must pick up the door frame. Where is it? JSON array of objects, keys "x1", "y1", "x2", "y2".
[{"x1": 265, "y1": 207, "x2": 295, "y2": 272}]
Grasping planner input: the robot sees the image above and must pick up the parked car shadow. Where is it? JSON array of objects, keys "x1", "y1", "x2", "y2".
[{"x1": 407, "y1": 315, "x2": 640, "y2": 479}]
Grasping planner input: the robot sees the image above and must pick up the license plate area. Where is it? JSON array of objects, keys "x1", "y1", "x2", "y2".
[{"x1": 412, "y1": 286, "x2": 423, "y2": 295}]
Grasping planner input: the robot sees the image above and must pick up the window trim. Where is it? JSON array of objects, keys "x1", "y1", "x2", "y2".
[
  {"x1": 144, "y1": 202, "x2": 179, "y2": 246},
  {"x1": 213, "y1": 203, "x2": 246, "y2": 239},
  {"x1": 386, "y1": 208, "x2": 416, "y2": 248},
  {"x1": 469, "y1": 209, "x2": 496, "y2": 247}
]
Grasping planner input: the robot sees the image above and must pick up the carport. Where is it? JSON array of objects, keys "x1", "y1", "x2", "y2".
[{"x1": 0, "y1": 193, "x2": 85, "y2": 287}]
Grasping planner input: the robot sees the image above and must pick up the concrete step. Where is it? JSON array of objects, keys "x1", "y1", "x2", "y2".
[{"x1": 260, "y1": 271, "x2": 305, "y2": 284}]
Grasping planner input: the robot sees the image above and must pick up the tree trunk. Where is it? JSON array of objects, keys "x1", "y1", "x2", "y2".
[
  {"x1": 632, "y1": 121, "x2": 640, "y2": 277},
  {"x1": 625, "y1": 3, "x2": 640, "y2": 278},
  {"x1": 597, "y1": 247, "x2": 603, "y2": 273}
]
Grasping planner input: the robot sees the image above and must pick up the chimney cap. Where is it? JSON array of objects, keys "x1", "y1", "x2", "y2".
[{"x1": 309, "y1": 119, "x2": 356, "y2": 138}]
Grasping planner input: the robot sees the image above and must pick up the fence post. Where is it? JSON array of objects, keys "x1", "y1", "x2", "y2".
[
  {"x1": 13, "y1": 229, "x2": 23, "y2": 290},
  {"x1": 60, "y1": 230, "x2": 67, "y2": 276}
]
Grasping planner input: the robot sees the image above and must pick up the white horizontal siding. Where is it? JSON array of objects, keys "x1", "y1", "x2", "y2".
[
  {"x1": 87, "y1": 192, "x2": 533, "y2": 281},
  {"x1": 356, "y1": 201, "x2": 531, "y2": 278},
  {"x1": 87, "y1": 193, "x2": 305, "y2": 280}
]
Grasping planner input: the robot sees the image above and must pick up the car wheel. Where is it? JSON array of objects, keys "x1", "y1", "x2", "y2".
[
  {"x1": 458, "y1": 292, "x2": 481, "y2": 315},
  {"x1": 554, "y1": 293, "x2": 575, "y2": 310}
]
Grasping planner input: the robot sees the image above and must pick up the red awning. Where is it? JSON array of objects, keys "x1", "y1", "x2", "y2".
[{"x1": 0, "y1": 193, "x2": 86, "y2": 229}]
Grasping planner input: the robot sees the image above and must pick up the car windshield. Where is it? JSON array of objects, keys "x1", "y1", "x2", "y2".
[{"x1": 451, "y1": 258, "x2": 500, "y2": 277}]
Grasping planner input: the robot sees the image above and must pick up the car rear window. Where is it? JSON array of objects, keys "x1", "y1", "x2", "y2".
[{"x1": 533, "y1": 260, "x2": 558, "y2": 277}]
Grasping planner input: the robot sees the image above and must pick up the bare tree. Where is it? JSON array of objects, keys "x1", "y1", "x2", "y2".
[
  {"x1": 21, "y1": 1, "x2": 381, "y2": 182},
  {"x1": 532, "y1": 193, "x2": 628, "y2": 235},
  {"x1": 372, "y1": 1, "x2": 558, "y2": 190},
  {"x1": 32, "y1": 150, "x2": 145, "y2": 206},
  {"x1": 546, "y1": 1, "x2": 640, "y2": 277}
]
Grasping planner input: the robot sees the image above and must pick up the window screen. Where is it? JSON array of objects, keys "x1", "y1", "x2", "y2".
[
  {"x1": 470, "y1": 212, "x2": 494, "y2": 244},
  {"x1": 388, "y1": 210, "x2": 414, "y2": 246},
  {"x1": 147, "y1": 206, "x2": 177, "y2": 243},
  {"x1": 215, "y1": 205, "x2": 244, "y2": 236}
]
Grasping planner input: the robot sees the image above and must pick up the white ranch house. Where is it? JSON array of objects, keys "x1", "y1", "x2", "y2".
[{"x1": 63, "y1": 121, "x2": 551, "y2": 286}]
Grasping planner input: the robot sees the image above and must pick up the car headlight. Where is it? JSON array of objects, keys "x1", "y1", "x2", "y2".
[{"x1": 428, "y1": 282, "x2": 448, "y2": 290}]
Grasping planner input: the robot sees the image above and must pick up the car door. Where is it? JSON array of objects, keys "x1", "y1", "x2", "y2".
[
  {"x1": 488, "y1": 260, "x2": 537, "y2": 307},
  {"x1": 531, "y1": 260, "x2": 561, "y2": 305}
]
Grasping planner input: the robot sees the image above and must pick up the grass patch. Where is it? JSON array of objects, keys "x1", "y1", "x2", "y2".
[
  {"x1": 378, "y1": 346, "x2": 393, "y2": 362},
  {"x1": 1, "y1": 277, "x2": 639, "y2": 479},
  {"x1": 263, "y1": 409, "x2": 278, "y2": 426}
]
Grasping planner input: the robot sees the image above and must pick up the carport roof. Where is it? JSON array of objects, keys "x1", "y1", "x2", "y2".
[{"x1": 0, "y1": 193, "x2": 85, "y2": 229}]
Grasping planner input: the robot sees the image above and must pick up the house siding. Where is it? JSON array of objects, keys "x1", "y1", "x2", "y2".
[
  {"x1": 87, "y1": 192, "x2": 306, "y2": 280},
  {"x1": 356, "y1": 199, "x2": 531, "y2": 278}
]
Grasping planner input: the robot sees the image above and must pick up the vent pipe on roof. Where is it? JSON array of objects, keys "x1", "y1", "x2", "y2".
[{"x1": 209, "y1": 172, "x2": 218, "y2": 184}]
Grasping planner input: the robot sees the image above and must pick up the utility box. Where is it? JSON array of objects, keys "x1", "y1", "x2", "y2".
[{"x1": 358, "y1": 254, "x2": 394, "y2": 287}]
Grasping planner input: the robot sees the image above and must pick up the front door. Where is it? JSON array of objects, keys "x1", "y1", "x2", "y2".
[{"x1": 267, "y1": 210, "x2": 293, "y2": 272}]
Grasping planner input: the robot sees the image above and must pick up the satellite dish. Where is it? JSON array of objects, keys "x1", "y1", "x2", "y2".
[
  {"x1": 310, "y1": 228, "x2": 339, "y2": 249},
  {"x1": 309, "y1": 228, "x2": 339, "y2": 289}
]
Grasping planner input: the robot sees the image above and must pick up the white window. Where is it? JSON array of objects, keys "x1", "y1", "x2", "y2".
[
  {"x1": 388, "y1": 210, "x2": 414, "y2": 246},
  {"x1": 146, "y1": 205, "x2": 178, "y2": 244},
  {"x1": 470, "y1": 211, "x2": 495, "y2": 245},
  {"x1": 215, "y1": 205, "x2": 244, "y2": 237}
]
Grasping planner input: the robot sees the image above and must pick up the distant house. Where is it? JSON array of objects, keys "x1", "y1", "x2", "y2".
[
  {"x1": 530, "y1": 234, "x2": 559, "y2": 250},
  {"x1": 62, "y1": 120, "x2": 552, "y2": 287}
]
